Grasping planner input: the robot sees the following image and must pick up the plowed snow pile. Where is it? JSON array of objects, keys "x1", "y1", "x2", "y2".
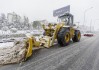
[{"x1": 0, "y1": 39, "x2": 28, "y2": 65}]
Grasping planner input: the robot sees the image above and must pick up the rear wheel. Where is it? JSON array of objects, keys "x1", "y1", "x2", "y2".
[
  {"x1": 72, "y1": 30, "x2": 81, "y2": 42},
  {"x1": 57, "y1": 27, "x2": 70, "y2": 46}
]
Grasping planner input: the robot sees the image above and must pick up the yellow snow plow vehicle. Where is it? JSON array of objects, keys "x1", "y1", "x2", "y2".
[{"x1": 26, "y1": 13, "x2": 81, "y2": 59}]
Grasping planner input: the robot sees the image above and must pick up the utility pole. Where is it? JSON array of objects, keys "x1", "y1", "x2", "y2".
[
  {"x1": 94, "y1": 19, "x2": 99, "y2": 31},
  {"x1": 83, "y1": 7, "x2": 93, "y2": 26}
]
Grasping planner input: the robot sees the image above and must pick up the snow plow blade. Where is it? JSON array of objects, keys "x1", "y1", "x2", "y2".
[{"x1": 0, "y1": 35, "x2": 41, "y2": 65}]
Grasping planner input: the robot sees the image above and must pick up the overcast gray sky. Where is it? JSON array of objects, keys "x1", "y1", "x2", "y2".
[{"x1": 0, "y1": 0, "x2": 99, "y2": 30}]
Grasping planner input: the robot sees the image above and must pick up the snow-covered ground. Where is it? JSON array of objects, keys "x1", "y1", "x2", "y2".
[
  {"x1": 0, "y1": 30, "x2": 44, "y2": 40},
  {"x1": 0, "y1": 30, "x2": 11, "y2": 35},
  {"x1": 0, "y1": 42, "x2": 14, "y2": 48},
  {"x1": 0, "y1": 29, "x2": 44, "y2": 47},
  {"x1": 0, "y1": 30, "x2": 44, "y2": 35}
]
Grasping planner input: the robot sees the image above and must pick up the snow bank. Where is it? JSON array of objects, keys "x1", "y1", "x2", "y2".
[
  {"x1": 0, "y1": 42, "x2": 14, "y2": 48},
  {"x1": 0, "y1": 39, "x2": 28, "y2": 65}
]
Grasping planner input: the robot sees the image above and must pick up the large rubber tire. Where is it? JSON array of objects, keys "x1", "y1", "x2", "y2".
[
  {"x1": 57, "y1": 27, "x2": 70, "y2": 46},
  {"x1": 72, "y1": 30, "x2": 81, "y2": 42}
]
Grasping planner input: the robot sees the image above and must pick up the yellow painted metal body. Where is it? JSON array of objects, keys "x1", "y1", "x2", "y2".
[
  {"x1": 51, "y1": 23, "x2": 64, "y2": 46},
  {"x1": 26, "y1": 38, "x2": 33, "y2": 59},
  {"x1": 42, "y1": 23, "x2": 75, "y2": 47},
  {"x1": 65, "y1": 33, "x2": 70, "y2": 43},
  {"x1": 70, "y1": 27, "x2": 75, "y2": 38},
  {"x1": 43, "y1": 24, "x2": 56, "y2": 36},
  {"x1": 78, "y1": 32, "x2": 81, "y2": 40},
  {"x1": 26, "y1": 36, "x2": 40, "y2": 59}
]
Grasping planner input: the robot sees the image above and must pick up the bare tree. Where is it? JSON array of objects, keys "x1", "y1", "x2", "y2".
[
  {"x1": 33, "y1": 21, "x2": 42, "y2": 29},
  {"x1": 0, "y1": 13, "x2": 6, "y2": 23}
]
